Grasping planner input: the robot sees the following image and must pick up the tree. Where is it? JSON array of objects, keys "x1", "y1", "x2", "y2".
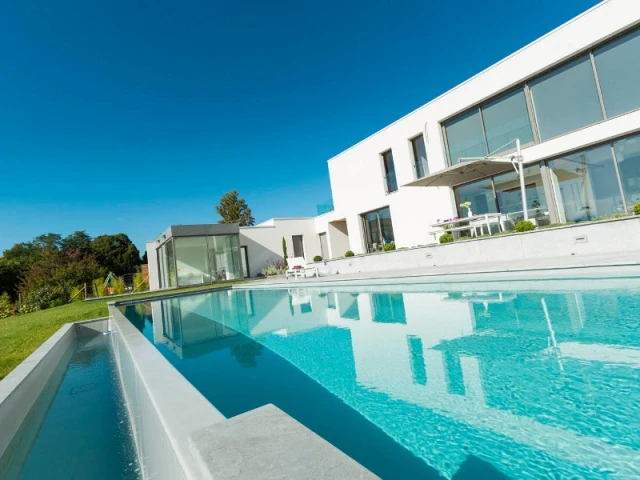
[
  {"x1": 33, "y1": 233, "x2": 62, "y2": 250},
  {"x1": 91, "y1": 234, "x2": 141, "y2": 275},
  {"x1": 282, "y1": 237, "x2": 288, "y2": 268},
  {"x1": 215, "y1": 190, "x2": 255, "y2": 226},
  {"x1": 141, "y1": 251, "x2": 148, "y2": 264},
  {"x1": 61, "y1": 231, "x2": 92, "y2": 256}
]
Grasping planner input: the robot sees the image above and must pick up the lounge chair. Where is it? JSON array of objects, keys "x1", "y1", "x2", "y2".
[{"x1": 285, "y1": 257, "x2": 319, "y2": 280}]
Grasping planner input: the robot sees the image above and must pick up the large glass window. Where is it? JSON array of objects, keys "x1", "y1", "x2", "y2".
[
  {"x1": 594, "y1": 30, "x2": 640, "y2": 118},
  {"x1": 165, "y1": 238, "x2": 177, "y2": 288},
  {"x1": 371, "y1": 293, "x2": 406, "y2": 324},
  {"x1": 613, "y1": 134, "x2": 640, "y2": 208},
  {"x1": 547, "y1": 145, "x2": 624, "y2": 222},
  {"x1": 381, "y1": 150, "x2": 398, "y2": 193},
  {"x1": 454, "y1": 177, "x2": 496, "y2": 217},
  {"x1": 411, "y1": 134, "x2": 429, "y2": 178},
  {"x1": 482, "y1": 89, "x2": 534, "y2": 153},
  {"x1": 493, "y1": 164, "x2": 550, "y2": 226},
  {"x1": 207, "y1": 235, "x2": 241, "y2": 281},
  {"x1": 444, "y1": 109, "x2": 487, "y2": 164},
  {"x1": 175, "y1": 236, "x2": 211, "y2": 287},
  {"x1": 361, "y1": 206, "x2": 395, "y2": 252},
  {"x1": 530, "y1": 55, "x2": 603, "y2": 141}
]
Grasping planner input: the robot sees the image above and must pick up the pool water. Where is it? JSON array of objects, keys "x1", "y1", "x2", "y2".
[
  {"x1": 1, "y1": 334, "x2": 139, "y2": 480},
  {"x1": 122, "y1": 283, "x2": 640, "y2": 479}
]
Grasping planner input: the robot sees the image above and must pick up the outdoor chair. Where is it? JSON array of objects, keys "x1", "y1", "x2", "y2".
[{"x1": 285, "y1": 257, "x2": 319, "y2": 280}]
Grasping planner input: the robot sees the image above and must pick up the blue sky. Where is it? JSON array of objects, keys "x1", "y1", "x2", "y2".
[{"x1": 0, "y1": 0, "x2": 599, "y2": 254}]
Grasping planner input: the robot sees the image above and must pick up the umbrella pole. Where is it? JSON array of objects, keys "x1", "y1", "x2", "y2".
[{"x1": 517, "y1": 138, "x2": 529, "y2": 221}]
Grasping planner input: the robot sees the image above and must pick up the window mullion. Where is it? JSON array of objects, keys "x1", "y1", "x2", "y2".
[{"x1": 590, "y1": 50, "x2": 608, "y2": 119}]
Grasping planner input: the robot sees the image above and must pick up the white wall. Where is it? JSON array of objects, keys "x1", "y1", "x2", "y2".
[
  {"x1": 240, "y1": 218, "x2": 322, "y2": 276},
  {"x1": 323, "y1": 0, "x2": 640, "y2": 252},
  {"x1": 146, "y1": 241, "x2": 160, "y2": 291}
]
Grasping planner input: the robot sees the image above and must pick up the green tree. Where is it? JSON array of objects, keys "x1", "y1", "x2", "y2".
[
  {"x1": 91, "y1": 234, "x2": 141, "y2": 275},
  {"x1": 61, "y1": 230, "x2": 92, "y2": 255},
  {"x1": 33, "y1": 233, "x2": 62, "y2": 250},
  {"x1": 282, "y1": 237, "x2": 288, "y2": 268},
  {"x1": 0, "y1": 259, "x2": 21, "y2": 300},
  {"x1": 215, "y1": 190, "x2": 255, "y2": 226},
  {"x1": 141, "y1": 251, "x2": 148, "y2": 264}
]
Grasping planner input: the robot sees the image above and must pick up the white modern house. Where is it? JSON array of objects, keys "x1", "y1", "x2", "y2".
[{"x1": 148, "y1": 0, "x2": 640, "y2": 288}]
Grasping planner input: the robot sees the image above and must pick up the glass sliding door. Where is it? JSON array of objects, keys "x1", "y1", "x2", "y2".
[
  {"x1": 547, "y1": 145, "x2": 624, "y2": 222},
  {"x1": 361, "y1": 206, "x2": 395, "y2": 252},
  {"x1": 165, "y1": 238, "x2": 177, "y2": 288},
  {"x1": 493, "y1": 164, "x2": 550, "y2": 226},
  {"x1": 207, "y1": 235, "x2": 241, "y2": 281},
  {"x1": 454, "y1": 177, "x2": 497, "y2": 217},
  {"x1": 613, "y1": 134, "x2": 640, "y2": 209},
  {"x1": 174, "y1": 236, "x2": 211, "y2": 287}
]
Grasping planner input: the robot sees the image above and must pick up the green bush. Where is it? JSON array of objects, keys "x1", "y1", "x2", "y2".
[
  {"x1": 439, "y1": 233, "x2": 453, "y2": 244},
  {"x1": 345, "y1": 250, "x2": 355, "y2": 257},
  {"x1": 456, "y1": 236, "x2": 472, "y2": 241},
  {"x1": 0, "y1": 292, "x2": 13, "y2": 319},
  {"x1": 383, "y1": 242, "x2": 396, "y2": 251},
  {"x1": 70, "y1": 286, "x2": 84, "y2": 302},
  {"x1": 112, "y1": 276, "x2": 126, "y2": 295},
  {"x1": 282, "y1": 237, "x2": 288, "y2": 269},
  {"x1": 635, "y1": 203, "x2": 640, "y2": 215},
  {"x1": 133, "y1": 272, "x2": 148, "y2": 292},
  {"x1": 313, "y1": 255, "x2": 323, "y2": 262},
  {"x1": 25, "y1": 285, "x2": 66, "y2": 310},
  {"x1": 92, "y1": 278, "x2": 106, "y2": 297},
  {"x1": 515, "y1": 220, "x2": 535, "y2": 232}
]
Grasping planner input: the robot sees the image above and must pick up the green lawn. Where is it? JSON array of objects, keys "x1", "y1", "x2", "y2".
[{"x1": 0, "y1": 281, "x2": 246, "y2": 380}]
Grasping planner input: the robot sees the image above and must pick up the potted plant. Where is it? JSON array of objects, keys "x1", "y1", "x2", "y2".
[{"x1": 460, "y1": 199, "x2": 473, "y2": 217}]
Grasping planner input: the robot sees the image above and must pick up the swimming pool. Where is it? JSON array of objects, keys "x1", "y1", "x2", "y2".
[{"x1": 121, "y1": 281, "x2": 640, "y2": 479}]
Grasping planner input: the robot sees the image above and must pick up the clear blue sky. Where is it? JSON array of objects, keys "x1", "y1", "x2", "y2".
[{"x1": 0, "y1": 0, "x2": 599, "y2": 254}]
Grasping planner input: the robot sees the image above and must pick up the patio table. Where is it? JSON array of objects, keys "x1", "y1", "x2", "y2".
[{"x1": 430, "y1": 213, "x2": 504, "y2": 240}]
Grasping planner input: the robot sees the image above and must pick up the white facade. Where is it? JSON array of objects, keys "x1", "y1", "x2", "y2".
[
  {"x1": 149, "y1": 0, "x2": 640, "y2": 283},
  {"x1": 314, "y1": 0, "x2": 640, "y2": 256}
]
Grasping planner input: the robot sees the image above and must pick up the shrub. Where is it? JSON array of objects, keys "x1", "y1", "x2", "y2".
[
  {"x1": 70, "y1": 286, "x2": 84, "y2": 302},
  {"x1": 313, "y1": 255, "x2": 323, "y2": 262},
  {"x1": 92, "y1": 278, "x2": 106, "y2": 297},
  {"x1": 0, "y1": 292, "x2": 13, "y2": 319},
  {"x1": 112, "y1": 276, "x2": 126, "y2": 295},
  {"x1": 345, "y1": 250, "x2": 355, "y2": 257},
  {"x1": 25, "y1": 285, "x2": 66, "y2": 310},
  {"x1": 133, "y1": 271, "x2": 148, "y2": 292},
  {"x1": 282, "y1": 237, "x2": 288, "y2": 269},
  {"x1": 456, "y1": 236, "x2": 472, "y2": 241},
  {"x1": 439, "y1": 233, "x2": 453, "y2": 244},
  {"x1": 635, "y1": 203, "x2": 640, "y2": 215},
  {"x1": 383, "y1": 242, "x2": 396, "y2": 251},
  {"x1": 515, "y1": 220, "x2": 535, "y2": 232}
]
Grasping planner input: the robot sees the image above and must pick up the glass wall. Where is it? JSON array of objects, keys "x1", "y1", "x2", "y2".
[
  {"x1": 454, "y1": 177, "x2": 496, "y2": 217},
  {"x1": 530, "y1": 55, "x2": 603, "y2": 141},
  {"x1": 382, "y1": 150, "x2": 398, "y2": 193},
  {"x1": 442, "y1": 27, "x2": 640, "y2": 165},
  {"x1": 411, "y1": 134, "x2": 429, "y2": 178},
  {"x1": 361, "y1": 207, "x2": 395, "y2": 252},
  {"x1": 493, "y1": 164, "x2": 550, "y2": 226},
  {"x1": 444, "y1": 109, "x2": 487, "y2": 164},
  {"x1": 482, "y1": 89, "x2": 534, "y2": 152},
  {"x1": 613, "y1": 134, "x2": 640, "y2": 207},
  {"x1": 175, "y1": 236, "x2": 211, "y2": 287},
  {"x1": 158, "y1": 234, "x2": 241, "y2": 288},
  {"x1": 547, "y1": 145, "x2": 624, "y2": 222},
  {"x1": 594, "y1": 29, "x2": 640, "y2": 118}
]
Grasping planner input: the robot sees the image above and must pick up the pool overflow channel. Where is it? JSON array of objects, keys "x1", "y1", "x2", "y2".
[{"x1": 0, "y1": 295, "x2": 377, "y2": 480}]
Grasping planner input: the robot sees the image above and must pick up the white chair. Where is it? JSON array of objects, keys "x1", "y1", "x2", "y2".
[{"x1": 285, "y1": 257, "x2": 319, "y2": 280}]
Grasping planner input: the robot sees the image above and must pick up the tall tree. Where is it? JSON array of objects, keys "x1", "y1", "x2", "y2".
[
  {"x1": 91, "y1": 234, "x2": 141, "y2": 275},
  {"x1": 215, "y1": 190, "x2": 255, "y2": 226},
  {"x1": 33, "y1": 233, "x2": 62, "y2": 250},
  {"x1": 61, "y1": 230, "x2": 92, "y2": 255}
]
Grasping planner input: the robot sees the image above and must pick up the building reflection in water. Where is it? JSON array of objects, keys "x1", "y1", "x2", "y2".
[{"x1": 146, "y1": 284, "x2": 640, "y2": 479}]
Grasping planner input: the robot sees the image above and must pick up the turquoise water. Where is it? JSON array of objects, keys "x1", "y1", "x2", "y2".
[
  {"x1": 0, "y1": 334, "x2": 139, "y2": 480},
  {"x1": 122, "y1": 283, "x2": 640, "y2": 479}
]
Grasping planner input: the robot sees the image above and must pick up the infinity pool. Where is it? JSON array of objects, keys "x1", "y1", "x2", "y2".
[{"x1": 121, "y1": 282, "x2": 640, "y2": 479}]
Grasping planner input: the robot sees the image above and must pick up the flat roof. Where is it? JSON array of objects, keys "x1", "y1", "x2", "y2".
[{"x1": 155, "y1": 224, "x2": 239, "y2": 246}]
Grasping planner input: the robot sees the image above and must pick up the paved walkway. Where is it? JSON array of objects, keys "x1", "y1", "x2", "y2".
[{"x1": 246, "y1": 251, "x2": 640, "y2": 287}]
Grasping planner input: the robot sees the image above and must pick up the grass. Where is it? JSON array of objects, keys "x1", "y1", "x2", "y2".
[{"x1": 0, "y1": 281, "x2": 246, "y2": 380}]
